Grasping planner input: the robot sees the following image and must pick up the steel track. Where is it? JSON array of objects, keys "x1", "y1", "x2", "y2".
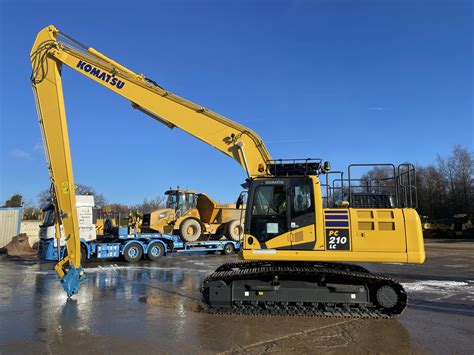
[{"x1": 200, "y1": 261, "x2": 407, "y2": 318}]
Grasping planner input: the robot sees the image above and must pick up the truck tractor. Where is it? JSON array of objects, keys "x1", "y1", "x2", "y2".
[{"x1": 141, "y1": 189, "x2": 244, "y2": 242}]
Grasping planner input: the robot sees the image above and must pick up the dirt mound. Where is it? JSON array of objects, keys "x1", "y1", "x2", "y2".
[{"x1": 0, "y1": 233, "x2": 36, "y2": 257}]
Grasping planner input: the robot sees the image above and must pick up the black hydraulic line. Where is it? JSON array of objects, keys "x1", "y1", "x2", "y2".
[{"x1": 57, "y1": 31, "x2": 89, "y2": 51}]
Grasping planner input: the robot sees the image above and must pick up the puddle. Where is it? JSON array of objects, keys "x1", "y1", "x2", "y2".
[{"x1": 402, "y1": 280, "x2": 473, "y2": 294}]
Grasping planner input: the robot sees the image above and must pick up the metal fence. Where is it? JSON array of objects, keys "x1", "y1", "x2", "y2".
[{"x1": 0, "y1": 208, "x2": 22, "y2": 248}]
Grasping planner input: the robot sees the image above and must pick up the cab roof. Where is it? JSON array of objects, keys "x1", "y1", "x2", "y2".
[{"x1": 165, "y1": 189, "x2": 197, "y2": 195}]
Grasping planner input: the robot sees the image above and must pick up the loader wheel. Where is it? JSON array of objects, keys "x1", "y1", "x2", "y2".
[
  {"x1": 147, "y1": 242, "x2": 165, "y2": 261},
  {"x1": 226, "y1": 220, "x2": 243, "y2": 241},
  {"x1": 179, "y1": 219, "x2": 202, "y2": 242},
  {"x1": 222, "y1": 242, "x2": 235, "y2": 255},
  {"x1": 123, "y1": 243, "x2": 143, "y2": 263}
]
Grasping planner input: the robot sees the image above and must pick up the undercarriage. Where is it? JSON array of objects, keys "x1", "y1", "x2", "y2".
[{"x1": 200, "y1": 261, "x2": 407, "y2": 318}]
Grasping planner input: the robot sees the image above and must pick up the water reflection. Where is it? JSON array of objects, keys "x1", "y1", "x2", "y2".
[
  {"x1": 59, "y1": 298, "x2": 79, "y2": 330},
  {"x1": 11, "y1": 258, "x2": 419, "y2": 353},
  {"x1": 195, "y1": 315, "x2": 416, "y2": 353}
]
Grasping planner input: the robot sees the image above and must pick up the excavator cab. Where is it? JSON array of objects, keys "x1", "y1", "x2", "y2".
[
  {"x1": 245, "y1": 177, "x2": 315, "y2": 249},
  {"x1": 240, "y1": 159, "x2": 423, "y2": 263}
]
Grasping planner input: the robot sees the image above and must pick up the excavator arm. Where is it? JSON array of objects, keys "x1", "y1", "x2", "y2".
[{"x1": 30, "y1": 25, "x2": 271, "y2": 296}]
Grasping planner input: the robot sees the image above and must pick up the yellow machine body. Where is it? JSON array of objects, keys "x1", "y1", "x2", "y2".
[
  {"x1": 240, "y1": 175, "x2": 424, "y2": 263},
  {"x1": 241, "y1": 209, "x2": 424, "y2": 263}
]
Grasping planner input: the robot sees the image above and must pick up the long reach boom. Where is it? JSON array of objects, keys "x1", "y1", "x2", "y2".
[{"x1": 31, "y1": 25, "x2": 270, "y2": 296}]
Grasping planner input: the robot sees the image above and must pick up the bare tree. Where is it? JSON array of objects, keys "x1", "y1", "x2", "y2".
[
  {"x1": 130, "y1": 195, "x2": 165, "y2": 213},
  {"x1": 437, "y1": 145, "x2": 473, "y2": 216},
  {"x1": 103, "y1": 203, "x2": 130, "y2": 215},
  {"x1": 360, "y1": 167, "x2": 395, "y2": 195},
  {"x1": 38, "y1": 184, "x2": 107, "y2": 208},
  {"x1": 415, "y1": 146, "x2": 473, "y2": 219},
  {"x1": 416, "y1": 165, "x2": 447, "y2": 219}
]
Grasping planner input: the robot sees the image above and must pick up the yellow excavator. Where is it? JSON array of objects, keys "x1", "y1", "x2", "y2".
[{"x1": 31, "y1": 25, "x2": 424, "y2": 317}]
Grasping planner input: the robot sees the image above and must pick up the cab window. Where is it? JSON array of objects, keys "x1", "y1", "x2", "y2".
[
  {"x1": 166, "y1": 194, "x2": 177, "y2": 209},
  {"x1": 41, "y1": 207, "x2": 55, "y2": 227},
  {"x1": 289, "y1": 179, "x2": 315, "y2": 231},
  {"x1": 252, "y1": 185, "x2": 287, "y2": 216},
  {"x1": 177, "y1": 193, "x2": 186, "y2": 211},
  {"x1": 249, "y1": 185, "x2": 288, "y2": 242},
  {"x1": 291, "y1": 183, "x2": 312, "y2": 216},
  {"x1": 186, "y1": 193, "x2": 195, "y2": 210}
]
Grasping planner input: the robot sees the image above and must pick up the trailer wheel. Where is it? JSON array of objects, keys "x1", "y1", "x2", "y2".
[
  {"x1": 147, "y1": 242, "x2": 165, "y2": 261},
  {"x1": 222, "y1": 242, "x2": 235, "y2": 255},
  {"x1": 179, "y1": 218, "x2": 202, "y2": 242},
  {"x1": 225, "y1": 220, "x2": 243, "y2": 241},
  {"x1": 123, "y1": 243, "x2": 143, "y2": 263}
]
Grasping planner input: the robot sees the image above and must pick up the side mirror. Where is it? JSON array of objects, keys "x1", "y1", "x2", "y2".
[
  {"x1": 322, "y1": 161, "x2": 331, "y2": 174},
  {"x1": 236, "y1": 193, "x2": 244, "y2": 210}
]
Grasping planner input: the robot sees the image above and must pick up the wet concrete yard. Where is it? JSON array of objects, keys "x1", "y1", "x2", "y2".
[{"x1": 1, "y1": 240, "x2": 473, "y2": 354}]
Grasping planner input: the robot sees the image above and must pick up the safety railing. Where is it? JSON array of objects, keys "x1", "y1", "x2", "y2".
[{"x1": 323, "y1": 163, "x2": 417, "y2": 209}]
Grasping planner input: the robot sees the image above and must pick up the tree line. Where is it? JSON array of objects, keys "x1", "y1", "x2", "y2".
[
  {"x1": 355, "y1": 145, "x2": 473, "y2": 219},
  {"x1": 4, "y1": 145, "x2": 472, "y2": 220},
  {"x1": 3, "y1": 184, "x2": 165, "y2": 219},
  {"x1": 417, "y1": 145, "x2": 473, "y2": 219}
]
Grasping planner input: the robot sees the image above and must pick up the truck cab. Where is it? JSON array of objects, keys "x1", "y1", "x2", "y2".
[
  {"x1": 38, "y1": 204, "x2": 56, "y2": 241},
  {"x1": 38, "y1": 195, "x2": 96, "y2": 261}
]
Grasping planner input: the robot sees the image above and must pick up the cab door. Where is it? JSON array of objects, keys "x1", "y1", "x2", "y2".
[
  {"x1": 246, "y1": 179, "x2": 292, "y2": 250},
  {"x1": 288, "y1": 178, "x2": 317, "y2": 250}
]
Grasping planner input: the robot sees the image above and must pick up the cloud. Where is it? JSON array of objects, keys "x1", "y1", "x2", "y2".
[
  {"x1": 10, "y1": 149, "x2": 31, "y2": 159},
  {"x1": 33, "y1": 142, "x2": 43, "y2": 151},
  {"x1": 368, "y1": 106, "x2": 384, "y2": 111}
]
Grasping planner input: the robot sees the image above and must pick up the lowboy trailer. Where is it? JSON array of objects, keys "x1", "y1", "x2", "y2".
[{"x1": 39, "y1": 229, "x2": 240, "y2": 263}]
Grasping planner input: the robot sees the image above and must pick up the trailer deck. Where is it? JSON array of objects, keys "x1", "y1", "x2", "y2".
[{"x1": 39, "y1": 232, "x2": 241, "y2": 262}]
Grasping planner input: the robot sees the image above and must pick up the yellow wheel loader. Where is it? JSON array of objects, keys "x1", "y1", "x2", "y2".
[{"x1": 141, "y1": 189, "x2": 244, "y2": 242}]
